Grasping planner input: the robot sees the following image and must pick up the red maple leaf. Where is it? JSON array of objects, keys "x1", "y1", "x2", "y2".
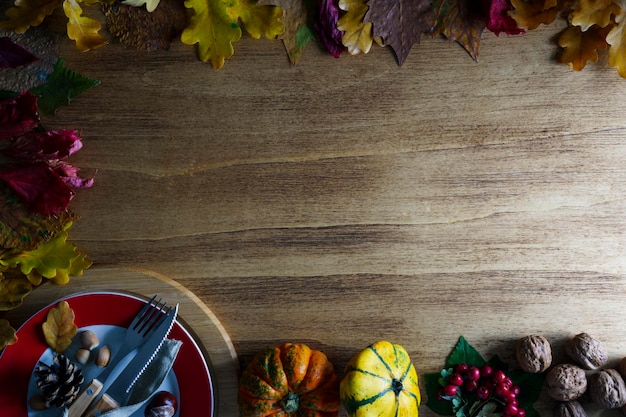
[
  {"x1": 0, "y1": 92, "x2": 39, "y2": 140},
  {"x1": 485, "y1": 0, "x2": 525, "y2": 35},
  {"x1": 364, "y1": 0, "x2": 434, "y2": 65}
]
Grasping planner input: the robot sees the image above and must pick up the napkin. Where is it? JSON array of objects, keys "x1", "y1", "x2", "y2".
[{"x1": 58, "y1": 338, "x2": 182, "y2": 417}]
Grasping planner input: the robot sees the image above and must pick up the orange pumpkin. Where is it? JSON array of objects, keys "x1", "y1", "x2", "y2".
[{"x1": 237, "y1": 343, "x2": 340, "y2": 417}]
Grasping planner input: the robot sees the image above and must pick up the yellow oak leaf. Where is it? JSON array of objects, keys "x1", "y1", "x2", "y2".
[
  {"x1": 181, "y1": 0, "x2": 242, "y2": 69},
  {"x1": 0, "y1": 319, "x2": 18, "y2": 350},
  {"x1": 122, "y1": 0, "x2": 161, "y2": 13},
  {"x1": 228, "y1": 0, "x2": 284, "y2": 40},
  {"x1": 606, "y1": 9, "x2": 626, "y2": 77},
  {"x1": 0, "y1": 0, "x2": 63, "y2": 33},
  {"x1": 0, "y1": 276, "x2": 32, "y2": 311},
  {"x1": 570, "y1": 0, "x2": 621, "y2": 31},
  {"x1": 63, "y1": 0, "x2": 108, "y2": 51},
  {"x1": 509, "y1": 0, "x2": 565, "y2": 30},
  {"x1": 42, "y1": 301, "x2": 77, "y2": 353},
  {"x1": 558, "y1": 24, "x2": 611, "y2": 70},
  {"x1": 337, "y1": 0, "x2": 373, "y2": 55}
]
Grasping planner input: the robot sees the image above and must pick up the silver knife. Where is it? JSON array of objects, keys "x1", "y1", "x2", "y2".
[{"x1": 67, "y1": 303, "x2": 178, "y2": 417}]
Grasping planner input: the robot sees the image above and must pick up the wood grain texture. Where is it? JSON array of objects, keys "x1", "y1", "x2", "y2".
[{"x1": 5, "y1": 18, "x2": 626, "y2": 416}]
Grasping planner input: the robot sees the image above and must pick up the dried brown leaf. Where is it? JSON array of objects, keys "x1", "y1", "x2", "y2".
[{"x1": 42, "y1": 300, "x2": 77, "y2": 352}]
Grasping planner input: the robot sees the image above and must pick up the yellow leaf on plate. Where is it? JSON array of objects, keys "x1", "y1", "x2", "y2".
[
  {"x1": 0, "y1": 319, "x2": 18, "y2": 350},
  {"x1": 337, "y1": 0, "x2": 373, "y2": 55},
  {"x1": 570, "y1": 0, "x2": 621, "y2": 31},
  {"x1": 181, "y1": 0, "x2": 242, "y2": 69},
  {"x1": 607, "y1": 10, "x2": 626, "y2": 78},
  {"x1": 122, "y1": 0, "x2": 161, "y2": 13},
  {"x1": 63, "y1": 0, "x2": 108, "y2": 51},
  {"x1": 42, "y1": 301, "x2": 77, "y2": 353},
  {"x1": 0, "y1": 0, "x2": 63, "y2": 33}
]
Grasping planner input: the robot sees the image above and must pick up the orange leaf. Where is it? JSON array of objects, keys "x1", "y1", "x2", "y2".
[
  {"x1": 509, "y1": 0, "x2": 565, "y2": 30},
  {"x1": 607, "y1": 10, "x2": 626, "y2": 77},
  {"x1": 63, "y1": 0, "x2": 107, "y2": 52},
  {"x1": 42, "y1": 301, "x2": 77, "y2": 352},
  {"x1": 570, "y1": 0, "x2": 621, "y2": 31},
  {"x1": 0, "y1": 319, "x2": 18, "y2": 350},
  {"x1": 0, "y1": 0, "x2": 63, "y2": 33},
  {"x1": 558, "y1": 25, "x2": 611, "y2": 70}
]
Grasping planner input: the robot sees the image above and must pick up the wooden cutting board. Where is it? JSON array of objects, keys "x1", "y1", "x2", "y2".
[{"x1": 3, "y1": 266, "x2": 239, "y2": 417}]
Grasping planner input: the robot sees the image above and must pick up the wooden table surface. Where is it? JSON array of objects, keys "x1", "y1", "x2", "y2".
[{"x1": 5, "y1": 18, "x2": 626, "y2": 416}]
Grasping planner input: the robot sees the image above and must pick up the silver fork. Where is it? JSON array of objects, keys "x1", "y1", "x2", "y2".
[{"x1": 94, "y1": 295, "x2": 170, "y2": 386}]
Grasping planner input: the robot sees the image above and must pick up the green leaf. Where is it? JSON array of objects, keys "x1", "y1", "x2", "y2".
[
  {"x1": 29, "y1": 59, "x2": 99, "y2": 114},
  {"x1": 475, "y1": 402, "x2": 499, "y2": 417},
  {"x1": 446, "y1": 336, "x2": 487, "y2": 368},
  {"x1": 508, "y1": 369, "x2": 544, "y2": 417},
  {"x1": 424, "y1": 371, "x2": 455, "y2": 416}
]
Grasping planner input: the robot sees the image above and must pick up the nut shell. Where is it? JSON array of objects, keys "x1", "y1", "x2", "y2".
[
  {"x1": 74, "y1": 348, "x2": 91, "y2": 365},
  {"x1": 589, "y1": 369, "x2": 626, "y2": 409},
  {"x1": 566, "y1": 333, "x2": 608, "y2": 370},
  {"x1": 79, "y1": 330, "x2": 99, "y2": 350},
  {"x1": 546, "y1": 364, "x2": 587, "y2": 401},
  {"x1": 516, "y1": 335, "x2": 552, "y2": 373},
  {"x1": 95, "y1": 346, "x2": 110, "y2": 367},
  {"x1": 554, "y1": 401, "x2": 588, "y2": 417}
]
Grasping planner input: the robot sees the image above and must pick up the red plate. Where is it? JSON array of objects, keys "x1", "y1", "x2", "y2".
[{"x1": 0, "y1": 292, "x2": 214, "y2": 417}]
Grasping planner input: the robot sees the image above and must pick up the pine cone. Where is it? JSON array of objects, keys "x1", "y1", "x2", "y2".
[{"x1": 34, "y1": 353, "x2": 84, "y2": 408}]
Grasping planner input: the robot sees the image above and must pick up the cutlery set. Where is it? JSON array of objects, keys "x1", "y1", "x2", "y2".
[{"x1": 66, "y1": 295, "x2": 179, "y2": 417}]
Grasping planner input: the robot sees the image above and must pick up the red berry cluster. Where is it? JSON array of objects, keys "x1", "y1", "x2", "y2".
[{"x1": 438, "y1": 364, "x2": 526, "y2": 417}]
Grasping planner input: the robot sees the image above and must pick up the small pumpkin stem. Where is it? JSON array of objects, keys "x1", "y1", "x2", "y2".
[
  {"x1": 392, "y1": 378, "x2": 403, "y2": 395},
  {"x1": 282, "y1": 392, "x2": 300, "y2": 413}
]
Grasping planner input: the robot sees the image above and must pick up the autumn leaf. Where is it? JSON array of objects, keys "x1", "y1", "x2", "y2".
[
  {"x1": 486, "y1": 0, "x2": 525, "y2": 36},
  {"x1": 63, "y1": 0, "x2": 108, "y2": 52},
  {"x1": 558, "y1": 24, "x2": 611, "y2": 71},
  {"x1": 315, "y1": 0, "x2": 346, "y2": 58},
  {"x1": 181, "y1": 0, "x2": 242, "y2": 68},
  {"x1": 0, "y1": 183, "x2": 76, "y2": 251},
  {"x1": 0, "y1": 37, "x2": 39, "y2": 69},
  {"x1": 0, "y1": 319, "x2": 18, "y2": 349},
  {"x1": 364, "y1": 0, "x2": 432, "y2": 65},
  {"x1": 509, "y1": 0, "x2": 565, "y2": 30},
  {"x1": 570, "y1": 0, "x2": 621, "y2": 31},
  {"x1": 103, "y1": 0, "x2": 189, "y2": 51},
  {"x1": 29, "y1": 59, "x2": 100, "y2": 115},
  {"x1": 42, "y1": 301, "x2": 77, "y2": 352},
  {"x1": 337, "y1": 0, "x2": 373, "y2": 55},
  {"x1": 606, "y1": 9, "x2": 626, "y2": 77},
  {"x1": 259, "y1": 0, "x2": 315, "y2": 64},
  {"x1": 0, "y1": 0, "x2": 63, "y2": 33},
  {"x1": 431, "y1": 0, "x2": 486, "y2": 61},
  {"x1": 0, "y1": 276, "x2": 32, "y2": 310},
  {"x1": 122, "y1": 0, "x2": 162, "y2": 12},
  {"x1": 228, "y1": 0, "x2": 284, "y2": 40}
]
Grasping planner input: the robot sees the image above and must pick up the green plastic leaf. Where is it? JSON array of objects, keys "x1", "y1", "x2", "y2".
[
  {"x1": 446, "y1": 335, "x2": 487, "y2": 368},
  {"x1": 29, "y1": 59, "x2": 100, "y2": 114},
  {"x1": 507, "y1": 369, "x2": 544, "y2": 417},
  {"x1": 424, "y1": 371, "x2": 455, "y2": 416}
]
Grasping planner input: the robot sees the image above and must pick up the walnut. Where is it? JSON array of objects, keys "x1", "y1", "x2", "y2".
[
  {"x1": 566, "y1": 333, "x2": 608, "y2": 370},
  {"x1": 589, "y1": 369, "x2": 626, "y2": 409},
  {"x1": 516, "y1": 335, "x2": 552, "y2": 373},
  {"x1": 554, "y1": 401, "x2": 588, "y2": 417},
  {"x1": 546, "y1": 364, "x2": 587, "y2": 401}
]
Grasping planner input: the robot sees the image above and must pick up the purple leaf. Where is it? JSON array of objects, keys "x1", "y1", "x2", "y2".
[
  {"x1": 3, "y1": 130, "x2": 83, "y2": 161},
  {"x1": 0, "y1": 92, "x2": 40, "y2": 140},
  {"x1": 0, "y1": 37, "x2": 39, "y2": 69},
  {"x1": 315, "y1": 0, "x2": 346, "y2": 58}
]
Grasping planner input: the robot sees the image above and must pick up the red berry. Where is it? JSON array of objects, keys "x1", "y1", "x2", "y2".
[
  {"x1": 504, "y1": 393, "x2": 518, "y2": 405},
  {"x1": 494, "y1": 383, "x2": 509, "y2": 399},
  {"x1": 436, "y1": 388, "x2": 444, "y2": 400},
  {"x1": 517, "y1": 409, "x2": 526, "y2": 417},
  {"x1": 449, "y1": 373, "x2": 464, "y2": 386},
  {"x1": 480, "y1": 365, "x2": 493, "y2": 378},
  {"x1": 455, "y1": 364, "x2": 469, "y2": 374},
  {"x1": 511, "y1": 385, "x2": 521, "y2": 396},
  {"x1": 482, "y1": 379, "x2": 495, "y2": 390},
  {"x1": 464, "y1": 380, "x2": 477, "y2": 392},
  {"x1": 444, "y1": 384, "x2": 458, "y2": 397},
  {"x1": 477, "y1": 386, "x2": 490, "y2": 400},
  {"x1": 492, "y1": 370, "x2": 506, "y2": 383},
  {"x1": 503, "y1": 403, "x2": 518, "y2": 416},
  {"x1": 503, "y1": 377, "x2": 513, "y2": 389},
  {"x1": 467, "y1": 366, "x2": 480, "y2": 381}
]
